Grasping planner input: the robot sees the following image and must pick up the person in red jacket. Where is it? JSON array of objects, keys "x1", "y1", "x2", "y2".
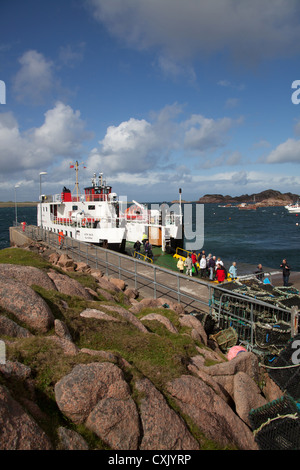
[
  {"x1": 191, "y1": 251, "x2": 198, "y2": 275},
  {"x1": 215, "y1": 265, "x2": 226, "y2": 283}
]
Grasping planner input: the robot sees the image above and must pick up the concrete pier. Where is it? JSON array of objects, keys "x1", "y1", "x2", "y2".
[
  {"x1": 9, "y1": 226, "x2": 32, "y2": 247},
  {"x1": 9, "y1": 225, "x2": 300, "y2": 312}
]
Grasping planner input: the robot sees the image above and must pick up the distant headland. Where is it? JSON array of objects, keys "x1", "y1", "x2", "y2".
[
  {"x1": 196, "y1": 189, "x2": 299, "y2": 206},
  {"x1": 0, "y1": 201, "x2": 37, "y2": 208}
]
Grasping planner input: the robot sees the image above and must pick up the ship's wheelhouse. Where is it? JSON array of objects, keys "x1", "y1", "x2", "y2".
[{"x1": 84, "y1": 185, "x2": 112, "y2": 201}]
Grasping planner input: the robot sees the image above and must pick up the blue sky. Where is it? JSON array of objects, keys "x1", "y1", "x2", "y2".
[{"x1": 1, "y1": 0, "x2": 300, "y2": 202}]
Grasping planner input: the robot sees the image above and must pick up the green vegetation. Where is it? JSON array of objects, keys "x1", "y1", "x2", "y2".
[
  {"x1": 0, "y1": 247, "x2": 224, "y2": 450},
  {"x1": 0, "y1": 247, "x2": 50, "y2": 269}
]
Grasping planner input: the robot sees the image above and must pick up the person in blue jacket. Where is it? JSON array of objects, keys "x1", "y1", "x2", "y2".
[{"x1": 229, "y1": 261, "x2": 237, "y2": 280}]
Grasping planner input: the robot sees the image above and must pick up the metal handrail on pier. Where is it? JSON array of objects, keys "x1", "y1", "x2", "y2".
[
  {"x1": 16, "y1": 224, "x2": 298, "y2": 353},
  {"x1": 23, "y1": 224, "x2": 211, "y2": 310}
]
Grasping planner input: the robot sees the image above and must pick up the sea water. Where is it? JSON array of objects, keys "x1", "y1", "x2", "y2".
[
  {"x1": 187, "y1": 203, "x2": 299, "y2": 274},
  {"x1": 0, "y1": 206, "x2": 37, "y2": 250},
  {"x1": 0, "y1": 203, "x2": 299, "y2": 274}
]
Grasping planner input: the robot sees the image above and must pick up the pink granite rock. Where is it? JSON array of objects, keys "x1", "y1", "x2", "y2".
[
  {"x1": 167, "y1": 375, "x2": 258, "y2": 450},
  {"x1": 141, "y1": 313, "x2": 179, "y2": 334},
  {"x1": 86, "y1": 382, "x2": 140, "y2": 450},
  {"x1": 136, "y1": 377, "x2": 199, "y2": 450},
  {"x1": 55, "y1": 362, "x2": 125, "y2": 424},
  {"x1": 0, "y1": 385, "x2": 52, "y2": 450},
  {"x1": 233, "y1": 372, "x2": 267, "y2": 426},
  {"x1": 0, "y1": 264, "x2": 57, "y2": 290},
  {"x1": 0, "y1": 275, "x2": 54, "y2": 333},
  {"x1": 47, "y1": 270, "x2": 93, "y2": 300}
]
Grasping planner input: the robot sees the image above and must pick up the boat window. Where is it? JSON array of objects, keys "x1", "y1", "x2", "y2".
[
  {"x1": 72, "y1": 205, "x2": 78, "y2": 210},
  {"x1": 88, "y1": 205, "x2": 95, "y2": 210}
]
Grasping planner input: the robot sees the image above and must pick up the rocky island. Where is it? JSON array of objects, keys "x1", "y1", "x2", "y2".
[{"x1": 197, "y1": 189, "x2": 299, "y2": 207}]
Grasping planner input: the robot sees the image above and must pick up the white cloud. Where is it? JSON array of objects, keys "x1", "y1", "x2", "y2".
[
  {"x1": 90, "y1": 118, "x2": 158, "y2": 173},
  {"x1": 218, "y1": 80, "x2": 245, "y2": 91},
  {"x1": 226, "y1": 151, "x2": 243, "y2": 166},
  {"x1": 59, "y1": 42, "x2": 86, "y2": 67},
  {"x1": 183, "y1": 115, "x2": 242, "y2": 152},
  {"x1": 87, "y1": 104, "x2": 181, "y2": 174},
  {"x1": 0, "y1": 102, "x2": 92, "y2": 177},
  {"x1": 32, "y1": 102, "x2": 92, "y2": 157},
  {"x1": 191, "y1": 170, "x2": 300, "y2": 197},
  {"x1": 200, "y1": 150, "x2": 242, "y2": 169},
  {"x1": 13, "y1": 50, "x2": 56, "y2": 104},
  {"x1": 266, "y1": 138, "x2": 300, "y2": 164},
  {"x1": 87, "y1": 105, "x2": 245, "y2": 184},
  {"x1": 88, "y1": 0, "x2": 300, "y2": 65},
  {"x1": 218, "y1": 80, "x2": 231, "y2": 87},
  {"x1": 293, "y1": 119, "x2": 300, "y2": 136},
  {"x1": 156, "y1": 55, "x2": 196, "y2": 83},
  {"x1": 252, "y1": 139, "x2": 271, "y2": 149},
  {"x1": 0, "y1": 112, "x2": 28, "y2": 172},
  {"x1": 225, "y1": 98, "x2": 239, "y2": 109},
  {"x1": 0, "y1": 100, "x2": 243, "y2": 199}
]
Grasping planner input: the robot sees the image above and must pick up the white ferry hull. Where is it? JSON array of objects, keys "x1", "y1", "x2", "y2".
[
  {"x1": 39, "y1": 214, "x2": 126, "y2": 248},
  {"x1": 37, "y1": 163, "x2": 183, "y2": 252}
]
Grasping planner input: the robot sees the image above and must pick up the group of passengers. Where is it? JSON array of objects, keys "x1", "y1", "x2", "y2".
[
  {"x1": 177, "y1": 250, "x2": 238, "y2": 283},
  {"x1": 133, "y1": 238, "x2": 154, "y2": 261}
]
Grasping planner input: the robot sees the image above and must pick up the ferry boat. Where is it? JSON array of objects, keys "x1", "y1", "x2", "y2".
[
  {"x1": 38, "y1": 162, "x2": 127, "y2": 250},
  {"x1": 124, "y1": 199, "x2": 183, "y2": 253},
  {"x1": 237, "y1": 203, "x2": 257, "y2": 210},
  {"x1": 37, "y1": 162, "x2": 184, "y2": 253},
  {"x1": 285, "y1": 202, "x2": 300, "y2": 213}
]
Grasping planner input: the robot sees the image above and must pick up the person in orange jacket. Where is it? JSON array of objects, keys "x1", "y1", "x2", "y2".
[{"x1": 58, "y1": 230, "x2": 64, "y2": 249}]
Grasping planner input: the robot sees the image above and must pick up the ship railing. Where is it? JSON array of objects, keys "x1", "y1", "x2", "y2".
[
  {"x1": 51, "y1": 216, "x2": 125, "y2": 228},
  {"x1": 23, "y1": 224, "x2": 214, "y2": 313},
  {"x1": 124, "y1": 214, "x2": 181, "y2": 226},
  {"x1": 174, "y1": 247, "x2": 192, "y2": 259},
  {"x1": 133, "y1": 251, "x2": 153, "y2": 263},
  {"x1": 122, "y1": 215, "x2": 149, "y2": 223},
  {"x1": 84, "y1": 194, "x2": 110, "y2": 202},
  {"x1": 148, "y1": 214, "x2": 181, "y2": 226}
]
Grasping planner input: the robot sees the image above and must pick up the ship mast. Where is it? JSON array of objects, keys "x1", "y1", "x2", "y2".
[
  {"x1": 70, "y1": 160, "x2": 85, "y2": 201},
  {"x1": 73, "y1": 161, "x2": 80, "y2": 200}
]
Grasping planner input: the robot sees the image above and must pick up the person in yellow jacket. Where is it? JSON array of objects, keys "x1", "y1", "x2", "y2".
[{"x1": 177, "y1": 257, "x2": 184, "y2": 274}]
